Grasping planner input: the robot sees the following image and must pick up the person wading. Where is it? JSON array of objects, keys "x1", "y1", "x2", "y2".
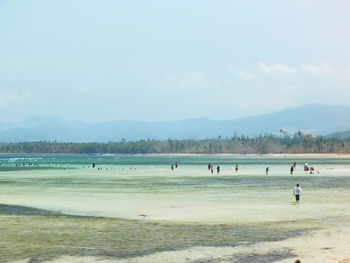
[{"x1": 293, "y1": 184, "x2": 302, "y2": 202}]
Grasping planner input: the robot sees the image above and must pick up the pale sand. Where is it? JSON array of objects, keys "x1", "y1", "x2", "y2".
[
  {"x1": 139, "y1": 153, "x2": 350, "y2": 158},
  {"x1": 13, "y1": 225, "x2": 350, "y2": 263},
  {"x1": 1, "y1": 152, "x2": 350, "y2": 158}
]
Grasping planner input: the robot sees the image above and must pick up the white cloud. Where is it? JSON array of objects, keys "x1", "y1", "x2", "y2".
[
  {"x1": 257, "y1": 62, "x2": 336, "y2": 77},
  {"x1": 258, "y1": 62, "x2": 298, "y2": 74},
  {"x1": 300, "y1": 63, "x2": 333, "y2": 75},
  {"x1": 179, "y1": 70, "x2": 209, "y2": 88},
  {"x1": 0, "y1": 89, "x2": 32, "y2": 107}
]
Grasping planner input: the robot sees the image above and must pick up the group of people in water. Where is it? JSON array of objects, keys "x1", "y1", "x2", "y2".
[
  {"x1": 207, "y1": 163, "x2": 239, "y2": 174},
  {"x1": 206, "y1": 162, "x2": 305, "y2": 203},
  {"x1": 266, "y1": 162, "x2": 318, "y2": 176},
  {"x1": 169, "y1": 161, "x2": 308, "y2": 204},
  {"x1": 290, "y1": 162, "x2": 319, "y2": 175},
  {"x1": 203, "y1": 161, "x2": 318, "y2": 177},
  {"x1": 170, "y1": 162, "x2": 178, "y2": 170}
]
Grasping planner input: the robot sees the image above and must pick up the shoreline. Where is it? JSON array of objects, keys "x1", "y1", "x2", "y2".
[
  {"x1": 0, "y1": 152, "x2": 350, "y2": 158},
  {"x1": 134, "y1": 153, "x2": 350, "y2": 158}
]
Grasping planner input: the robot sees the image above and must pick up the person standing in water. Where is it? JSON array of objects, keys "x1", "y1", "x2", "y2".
[
  {"x1": 265, "y1": 167, "x2": 269, "y2": 175},
  {"x1": 171, "y1": 164, "x2": 174, "y2": 170},
  {"x1": 210, "y1": 165, "x2": 214, "y2": 174},
  {"x1": 293, "y1": 184, "x2": 302, "y2": 202},
  {"x1": 175, "y1": 162, "x2": 178, "y2": 168},
  {"x1": 208, "y1": 163, "x2": 211, "y2": 170},
  {"x1": 290, "y1": 165, "x2": 294, "y2": 175},
  {"x1": 217, "y1": 166, "x2": 220, "y2": 174},
  {"x1": 235, "y1": 164, "x2": 238, "y2": 172}
]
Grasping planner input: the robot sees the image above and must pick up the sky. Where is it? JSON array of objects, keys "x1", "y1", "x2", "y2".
[{"x1": 0, "y1": 0, "x2": 350, "y2": 123}]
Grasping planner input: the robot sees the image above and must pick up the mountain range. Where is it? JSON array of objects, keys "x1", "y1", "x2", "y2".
[{"x1": 1, "y1": 104, "x2": 350, "y2": 142}]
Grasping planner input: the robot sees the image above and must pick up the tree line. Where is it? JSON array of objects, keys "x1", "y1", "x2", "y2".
[{"x1": 0, "y1": 132, "x2": 349, "y2": 154}]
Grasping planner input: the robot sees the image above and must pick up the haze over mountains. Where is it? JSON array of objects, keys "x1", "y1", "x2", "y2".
[{"x1": 0, "y1": 104, "x2": 349, "y2": 143}]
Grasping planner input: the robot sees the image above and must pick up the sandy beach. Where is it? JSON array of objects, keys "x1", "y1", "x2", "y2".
[{"x1": 138, "y1": 153, "x2": 350, "y2": 159}]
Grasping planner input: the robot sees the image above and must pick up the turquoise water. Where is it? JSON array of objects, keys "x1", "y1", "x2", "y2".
[{"x1": 0, "y1": 154, "x2": 350, "y2": 262}]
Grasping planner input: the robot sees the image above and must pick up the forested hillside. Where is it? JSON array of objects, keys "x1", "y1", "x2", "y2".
[{"x1": 1, "y1": 132, "x2": 349, "y2": 154}]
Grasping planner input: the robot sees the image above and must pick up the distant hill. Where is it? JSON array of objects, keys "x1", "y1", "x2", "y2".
[{"x1": 1, "y1": 104, "x2": 350, "y2": 142}]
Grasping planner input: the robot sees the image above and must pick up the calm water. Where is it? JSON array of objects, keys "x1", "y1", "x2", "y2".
[{"x1": 0, "y1": 154, "x2": 350, "y2": 262}]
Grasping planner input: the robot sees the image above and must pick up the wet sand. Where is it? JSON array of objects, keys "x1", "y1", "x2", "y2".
[{"x1": 12, "y1": 225, "x2": 350, "y2": 263}]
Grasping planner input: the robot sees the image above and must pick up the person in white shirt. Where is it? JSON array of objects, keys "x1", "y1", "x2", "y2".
[{"x1": 293, "y1": 184, "x2": 302, "y2": 202}]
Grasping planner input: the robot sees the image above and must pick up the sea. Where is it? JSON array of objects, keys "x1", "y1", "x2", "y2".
[{"x1": 0, "y1": 154, "x2": 350, "y2": 263}]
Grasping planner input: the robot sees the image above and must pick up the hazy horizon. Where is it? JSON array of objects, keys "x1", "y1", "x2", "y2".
[
  {"x1": 1, "y1": 103, "x2": 348, "y2": 124},
  {"x1": 1, "y1": 1, "x2": 350, "y2": 123}
]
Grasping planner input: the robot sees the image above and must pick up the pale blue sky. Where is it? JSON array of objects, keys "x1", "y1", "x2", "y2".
[{"x1": 1, "y1": 0, "x2": 350, "y2": 122}]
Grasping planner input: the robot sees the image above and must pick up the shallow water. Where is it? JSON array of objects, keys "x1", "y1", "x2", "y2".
[
  {"x1": 0, "y1": 204, "x2": 308, "y2": 261},
  {"x1": 0, "y1": 154, "x2": 350, "y2": 262}
]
